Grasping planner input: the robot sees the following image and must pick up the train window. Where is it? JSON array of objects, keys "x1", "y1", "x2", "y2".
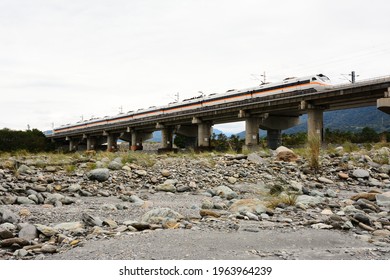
[{"x1": 312, "y1": 77, "x2": 317, "y2": 81}]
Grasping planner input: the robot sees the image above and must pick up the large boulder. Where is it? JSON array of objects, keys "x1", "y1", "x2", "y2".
[
  {"x1": 87, "y1": 168, "x2": 110, "y2": 182},
  {"x1": 275, "y1": 146, "x2": 298, "y2": 162}
]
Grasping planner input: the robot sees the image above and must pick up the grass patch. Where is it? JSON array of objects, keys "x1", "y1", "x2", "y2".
[
  {"x1": 307, "y1": 135, "x2": 321, "y2": 172},
  {"x1": 266, "y1": 193, "x2": 297, "y2": 209}
]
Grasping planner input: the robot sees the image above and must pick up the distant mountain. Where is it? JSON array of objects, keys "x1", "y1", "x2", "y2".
[
  {"x1": 285, "y1": 106, "x2": 390, "y2": 134},
  {"x1": 236, "y1": 106, "x2": 389, "y2": 138}
]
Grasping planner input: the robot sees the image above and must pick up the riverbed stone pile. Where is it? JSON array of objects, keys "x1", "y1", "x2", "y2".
[{"x1": 0, "y1": 145, "x2": 389, "y2": 259}]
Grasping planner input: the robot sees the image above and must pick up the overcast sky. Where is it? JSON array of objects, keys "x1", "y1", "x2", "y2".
[{"x1": 1, "y1": 0, "x2": 390, "y2": 133}]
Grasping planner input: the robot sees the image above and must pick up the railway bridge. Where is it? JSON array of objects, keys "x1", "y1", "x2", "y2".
[{"x1": 47, "y1": 76, "x2": 390, "y2": 152}]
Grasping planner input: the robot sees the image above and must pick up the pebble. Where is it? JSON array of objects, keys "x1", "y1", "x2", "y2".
[{"x1": 353, "y1": 169, "x2": 370, "y2": 178}]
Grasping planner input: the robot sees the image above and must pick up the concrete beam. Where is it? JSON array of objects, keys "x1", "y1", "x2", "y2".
[
  {"x1": 377, "y1": 87, "x2": 390, "y2": 114},
  {"x1": 377, "y1": 98, "x2": 390, "y2": 114},
  {"x1": 259, "y1": 115, "x2": 299, "y2": 130},
  {"x1": 176, "y1": 125, "x2": 198, "y2": 137}
]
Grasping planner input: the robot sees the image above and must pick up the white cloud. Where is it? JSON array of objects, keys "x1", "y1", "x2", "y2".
[{"x1": 1, "y1": 0, "x2": 390, "y2": 132}]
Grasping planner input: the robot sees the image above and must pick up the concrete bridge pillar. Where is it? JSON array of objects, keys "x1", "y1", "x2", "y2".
[
  {"x1": 192, "y1": 117, "x2": 212, "y2": 148},
  {"x1": 198, "y1": 122, "x2": 212, "y2": 147},
  {"x1": 131, "y1": 132, "x2": 143, "y2": 151},
  {"x1": 161, "y1": 126, "x2": 173, "y2": 149},
  {"x1": 68, "y1": 139, "x2": 77, "y2": 152},
  {"x1": 267, "y1": 129, "x2": 282, "y2": 149},
  {"x1": 245, "y1": 117, "x2": 260, "y2": 149},
  {"x1": 86, "y1": 137, "x2": 96, "y2": 151},
  {"x1": 106, "y1": 134, "x2": 118, "y2": 152},
  {"x1": 307, "y1": 107, "x2": 324, "y2": 143}
]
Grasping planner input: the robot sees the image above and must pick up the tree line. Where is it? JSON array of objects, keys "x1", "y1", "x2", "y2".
[{"x1": 0, "y1": 128, "x2": 53, "y2": 152}]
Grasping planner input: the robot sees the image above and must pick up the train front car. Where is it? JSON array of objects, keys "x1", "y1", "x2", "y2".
[{"x1": 310, "y1": 74, "x2": 331, "y2": 90}]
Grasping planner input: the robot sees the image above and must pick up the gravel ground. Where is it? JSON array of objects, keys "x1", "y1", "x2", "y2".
[{"x1": 4, "y1": 193, "x2": 389, "y2": 260}]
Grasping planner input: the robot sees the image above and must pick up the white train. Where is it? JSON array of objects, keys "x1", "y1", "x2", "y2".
[{"x1": 53, "y1": 74, "x2": 331, "y2": 134}]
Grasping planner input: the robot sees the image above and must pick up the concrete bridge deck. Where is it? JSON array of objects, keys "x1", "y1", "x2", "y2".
[{"x1": 47, "y1": 76, "x2": 390, "y2": 151}]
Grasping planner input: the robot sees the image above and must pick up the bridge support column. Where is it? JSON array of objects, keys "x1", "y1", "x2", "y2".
[
  {"x1": 267, "y1": 129, "x2": 282, "y2": 149},
  {"x1": 307, "y1": 107, "x2": 324, "y2": 143},
  {"x1": 106, "y1": 134, "x2": 117, "y2": 152},
  {"x1": 87, "y1": 137, "x2": 96, "y2": 151},
  {"x1": 244, "y1": 117, "x2": 260, "y2": 151},
  {"x1": 198, "y1": 122, "x2": 212, "y2": 147},
  {"x1": 161, "y1": 126, "x2": 173, "y2": 150},
  {"x1": 131, "y1": 132, "x2": 143, "y2": 151},
  {"x1": 68, "y1": 139, "x2": 77, "y2": 152}
]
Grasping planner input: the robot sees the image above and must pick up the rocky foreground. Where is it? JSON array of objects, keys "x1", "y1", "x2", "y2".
[{"x1": 1, "y1": 146, "x2": 390, "y2": 260}]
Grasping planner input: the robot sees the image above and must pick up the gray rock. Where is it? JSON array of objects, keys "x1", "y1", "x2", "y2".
[
  {"x1": 0, "y1": 223, "x2": 16, "y2": 231},
  {"x1": 128, "y1": 195, "x2": 144, "y2": 206},
  {"x1": 27, "y1": 194, "x2": 39, "y2": 204},
  {"x1": 354, "y1": 213, "x2": 371, "y2": 226},
  {"x1": 124, "y1": 221, "x2": 150, "y2": 231},
  {"x1": 16, "y1": 197, "x2": 35, "y2": 205},
  {"x1": 326, "y1": 189, "x2": 338, "y2": 198},
  {"x1": 35, "y1": 224, "x2": 57, "y2": 237},
  {"x1": 247, "y1": 153, "x2": 266, "y2": 164},
  {"x1": 296, "y1": 195, "x2": 324, "y2": 206},
  {"x1": 17, "y1": 165, "x2": 31, "y2": 174},
  {"x1": 245, "y1": 212, "x2": 259, "y2": 221},
  {"x1": 18, "y1": 224, "x2": 38, "y2": 240},
  {"x1": 215, "y1": 185, "x2": 238, "y2": 200},
  {"x1": 44, "y1": 193, "x2": 65, "y2": 205},
  {"x1": 134, "y1": 170, "x2": 147, "y2": 176},
  {"x1": 41, "y1": 244, "x2": 57, "y2": 254},
  {"x1": 376, "y1": 191, "x2": 390, "y2": 207},
  {"x1": 102, "y1": 219, "x2": 118, "y2": 228},
  {"x1": 352, "y1": 169, "x2": 370, "y2": 178},
  {"x1": 229, "y1": 199, "x2": 268, "y2": 214},
  {"x1": 318, "y1": 177, "x2": 334, "y2": 184},
  {"x1": 82, "y1": 213, "x2": 103, "y2": 227},
  {"x1": 2, "y1": 196, "x2": 17, "y2": 205},
  {"x1": 54, "y1": 222, "x2": 84, "y2": 232},
  {"x1": 32, "y1": 185, "x2": 47, "y2": 192},
  {"x1": 14, "y1": 249, "x2": 28, "y2": 257},
  {"x1": 108, "y1": 161, "x2": 123, "y2": 170},
  {"x1": 161, "y1": 169, "x2": 171, "y2": 177},
  {"x1": 155, "y1": 183, "x2": 176, "y2": 193},
  {"x1": 311, "y1": 223, "x2": 333, "y2": 229},
  {"x1": 68, "y1": 184, "x2": 82, "y2": 192},
  {"x1": 289, "y1": 181, "x2": 303, "y2": 193},
  {"x1": 102, "y1": 204, "x2": 117, "y2": 211},
  {"x1": 201, "y1": 199, "x2": 214, "y2": 209},
  {"x1": 176, "y1": 185, "x2": 191, "y2": 192},
  {"x1": 87, "y1": 168, "x2": 110, "y2": 182},
  {"x1": 0, "y1": 208, "x2": 20, "y2": 224},
  {"x1": 0, "y1": 228, "x2": 14, "y2": 239},
  {"x1": 227, "y1": 177, "x2": 237, "y2": 184},
  {"x1": 141, "y1": 208, "x2": 183, "y2": 224}
]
